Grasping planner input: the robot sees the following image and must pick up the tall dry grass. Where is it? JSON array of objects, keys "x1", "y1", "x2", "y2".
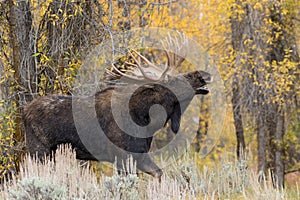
[{"x1": 0, "y1": 145, "x2": 298, "y2": 199}]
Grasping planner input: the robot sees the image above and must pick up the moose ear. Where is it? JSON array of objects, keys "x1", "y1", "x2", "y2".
[{"x1": 170, "y1": 103, "x2": 181, "y2": 133}]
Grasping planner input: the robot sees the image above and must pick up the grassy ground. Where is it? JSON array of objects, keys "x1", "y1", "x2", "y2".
[{"x1": 1, "y1": 145, "x2": 299, "y2": 200}]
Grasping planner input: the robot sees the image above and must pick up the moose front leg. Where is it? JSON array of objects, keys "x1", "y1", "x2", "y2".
[{"x1": 135, "y1": 154, "x2": 163, "y2": 180}]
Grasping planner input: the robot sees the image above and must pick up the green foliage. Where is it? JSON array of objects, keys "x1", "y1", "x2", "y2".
[{"x1": 0, "y1": 100, "x2": 20, "y2": 181}]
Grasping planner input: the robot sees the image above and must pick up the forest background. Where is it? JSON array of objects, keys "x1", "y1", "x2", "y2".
[{"x1": 0, "y1": 0, "x2": 299, "y2": 197}]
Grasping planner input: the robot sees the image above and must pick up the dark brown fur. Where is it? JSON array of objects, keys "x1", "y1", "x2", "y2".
[{"x1": 23, "y1": 70, "x2": 211, "y2": 178}]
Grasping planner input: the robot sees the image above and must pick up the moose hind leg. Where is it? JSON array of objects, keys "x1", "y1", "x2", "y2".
[{"x1": 26, "y1": 131, "x2": 51, "y2": 161}]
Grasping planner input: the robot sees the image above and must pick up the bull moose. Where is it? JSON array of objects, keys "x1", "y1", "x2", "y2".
[{"x1": 23, "y1": 35, "x2": 212, "y2": 179}]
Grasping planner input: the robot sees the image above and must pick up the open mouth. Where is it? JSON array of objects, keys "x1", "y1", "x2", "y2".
[{"x1": 196, "y1": 86, "x2": 209, "y2": 94}]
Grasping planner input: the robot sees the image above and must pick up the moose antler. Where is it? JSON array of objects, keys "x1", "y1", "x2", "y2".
[
  {"x1": 108, "y1": 50, "x2": 166, "y2": 83},
  {"x1": 161, "y1": 32, "x2": 188, "y2": 70},
  {"x1": 107, "y1": 32, "x2": 189, "y2": 84}
]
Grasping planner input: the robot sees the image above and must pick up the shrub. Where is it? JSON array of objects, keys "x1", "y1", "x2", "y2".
[
  {"x1": 1, "y1": 145, "x2": 298, "y2": 199},
  {"x1": 9, "y1": 176, "x2": 67, "y2": 200}
]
